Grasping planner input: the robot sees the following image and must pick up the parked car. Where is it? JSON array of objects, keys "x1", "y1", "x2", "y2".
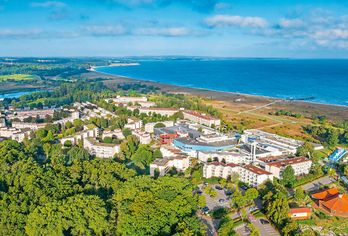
[
  {"x1": 202, "y1": 206, "x2": 210, "y2": 215},
  {"x1": 248, "y1": 206, "x2": 258, "y2": 212},
  {"x1": 260, "y1": 219, "x2": 269, "y2": 225},
  {"x1": 218, "y1": 199, "x2": 225, "y2": 203},
  {"x1": 215, "y1": 185, "x2": 223, "y2": 190},
  {"x1": 240, "y1": 185, "x2": 248, "y2": 191}
]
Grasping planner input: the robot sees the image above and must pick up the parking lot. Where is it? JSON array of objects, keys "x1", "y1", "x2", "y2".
[
  {"x1": 199, "y1": 184, "x2": 231, "y2": 211},
  {"x1": 248, "y1": 215, "x2": 279, "y2": 236}
]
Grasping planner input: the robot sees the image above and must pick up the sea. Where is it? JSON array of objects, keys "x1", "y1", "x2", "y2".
[{"x1": 95, "y1": 58, "x2": 348, "y2": 107}]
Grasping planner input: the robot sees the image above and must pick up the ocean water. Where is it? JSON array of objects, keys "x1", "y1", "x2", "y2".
[
  {"x1": 0, "y1": 90, "x2": 37, "y2": 100},
  {"x1": 95, "y1": 59, "x2": 348, "y2": 106}
]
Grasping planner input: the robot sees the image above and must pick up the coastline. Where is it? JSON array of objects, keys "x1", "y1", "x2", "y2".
[{"x1": 86, "y1": 70, "x2": 348, "y2": 122}]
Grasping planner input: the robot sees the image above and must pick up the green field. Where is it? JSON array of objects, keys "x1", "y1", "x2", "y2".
[{"x1": 0, "y1": 74, "x2": 37, "y2": 82}]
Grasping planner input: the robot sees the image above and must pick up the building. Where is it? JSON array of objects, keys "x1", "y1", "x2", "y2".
[
  {"x1": 0, "y1": 127, "x2": 31, "y2": 142},
  {"x1": 0, "y1": 118, "x2": 5, "y2": 127},
  {"x1": 107, "y1": 96, "x2": 148, "y2": 104},
  {"x1": 9, "y1": 109, "x2": 55, "y2": 121},
  {"x1": 11, "y1": 122, "x2": 47, "y2": 130},
  {"x1": 183, "y1": 110, "x2": 221, "y2": 127},
  {"x1": 264, "y1": 156, "x2": 312, "y2": 179},
  {"x1": 132, "y1": 130, "x2": 151, "y2": 144},
  {"x1": 198, "y1": 150, "x2": 248, "y2": 164},
  {"x1": 203, "y1": 162, "x2": 239, "y2": 179},
  {"x1": 241, "y1": 129, "x2": 323, "y2": 155},
  {"x1": 173, "y1": 136, "x2": 237, "y2": 156},
  {"x1": 150, "y1": 155, "x2": 190, "y2": 176},
  {"x1": 138, "y1": 107, "x2": 179, "y2": 116},
  {"x1": 54, "y1": 111, "x2": 80, "y2": 125},
  {"x1": 83, "y1": 137, "x2": 120, "y2": 158},
  {"x1": 124, "y1": 118, "x2": 142, "y2": 130},
  {"x1": 60, "y1": 127, "x2": 99, "y2": 146},
  {"x1": 288, "y1": 208, "x2": 312, "y2": 220},
  {"x1": 311, "y1": 188, "x2": 348, "y2": 217},
  {"x1": 144, "y1": 121, "x2": 174, "y2": 133},
  {"x1": 102, "y1": 129, "x2": 124, "y2": 140},
  {"x1": 238, "y1": 164, "x2": 273, "y2": 187}
]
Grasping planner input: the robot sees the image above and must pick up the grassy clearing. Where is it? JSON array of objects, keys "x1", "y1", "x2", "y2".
[{"x1": 0, "y1": 74, "x2": 37, "y2": 82}]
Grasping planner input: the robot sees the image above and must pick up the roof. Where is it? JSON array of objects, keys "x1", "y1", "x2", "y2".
[
  {"x1": 183, "y1": 110, "x2": 218, "y2": 121},
  {"x1": 208, "y1": 162, "x2": 238, "y2": 168},
  {"x1": 289, "y1": 207, "x2": 311, "y2": 214},
  {"x1": 243, "y1": 164, "x2": 272, "y2": 175},
  {"x1": 311, "y1": 188, "x2": 339, "y2": 200},
  {"x1": 266, "y1": 157, "x2": 311, "y2": 168},
  {"x1": 322, "y1": 194, "x2": 348, "y2": 213}
]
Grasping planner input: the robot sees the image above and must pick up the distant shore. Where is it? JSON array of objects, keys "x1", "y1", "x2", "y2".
[
  {"x1": 88, "y1": 63, "x2": 140, "y2": 72},
  {"x1": 85, "y1": 71, "x2": 348, "y2": 122}
]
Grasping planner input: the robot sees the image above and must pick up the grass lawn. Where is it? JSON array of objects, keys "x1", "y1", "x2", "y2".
[{"x1": 0, "y1": 74, "x2": 37, "y2": 82}]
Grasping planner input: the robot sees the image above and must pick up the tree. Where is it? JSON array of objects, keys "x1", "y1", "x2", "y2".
[
  {"x1": 198, "y1": 195, "x2": 206, "y2": 208},
  {"x1": 281, "y1": 166, "x2": 296, "y2": 188},
  {"x1": 245, "y1": 188, "x2": 259, "y2": 203},
  {"x1": 218, "y1": 219, "x2": 236, "y2": 236},
  {"x1": 296, "y1": 142, "x2": 314, "y2": 157},
  {"x1": 294, "y1": 188, "x2": 306, "y2": 203},
  {"x1": 282, "y1": 221, "x2": 298, "y2": 236},
  {"x1": 231, "y1": 190, "x2": 246, "y2": 208},
  {"x1": 154, "y1": 122, "x2": 166, "y2": 128},
  {"x1": 131, "y1": 144, "x2": 154, "y2": 169},
  {"x1": 265, "y1": 193, "x2": 289, "y2": 226}
]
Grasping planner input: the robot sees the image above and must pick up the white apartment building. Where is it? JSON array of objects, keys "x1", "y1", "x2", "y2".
[
  {"x1": 132, "y1": 130, "x2": 151, "y2": 144},
  {"x1": 11, "y1": 122, "x2": 47, "y2": 130},
  {"x1": 0, "y1": 118, "x2": 6, "y2": 127},
  {"x1": 124, "y1": 118, "x2": 142, "y2": 130},
  {"x1": 107, "y1": 96, "x2": 148, "y2": 104},
  {"x1": 265, "y1": 156, "x2": 312, "y2": 179},
  {"x1": 0, "y1": 127, "x2": 31, "y2": 142},
  {"x1": 144, "y1": 121, "x2": 174, "y2": 133},
  {"x1": 60, "y1": 127, "x2": 99, "y2": 146},
  {"x1": 150, "y1": 154, "x2": 190, "y2": 176},
  {"x1": 203, "y1": 162, "x2": 273, "y2": 187},
  {"x1": 102, "y1": 129, "x2": 124, "y2": 140},
  {"x1": 197, "y1": 150, "x2": 248, "y2": 164},
  {"x1": 203, "y1": 162, "x2": 239, "y2": 179},
  {"x1": 183, "y1": 110, "x2": 221, "y2": 127},
  {"x1": 10, "y1": 109, "x2": 55, "y2": 121},
  {"x1": 54, "y1": 111, "x2": 80, "y2": 125},
  {"x1": 238, "y1": 165, "x2": 273, "y2": 187},
  {"x1": 83, "y1": 138, "x2": 120, "y2": 158},
  {"x1": 160, "y1": 146, "x2": 183, "y2": 157}
]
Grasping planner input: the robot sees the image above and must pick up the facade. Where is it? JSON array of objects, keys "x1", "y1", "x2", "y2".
[
  {"x1": 108, "y1": 96, "x2": 148, "y2": 104},
  {"x1": 197, "y1": 150, "x2": 248, "y2": 164},
  {"x1": 238, "y1": 164, "x2": 273, "y2": 187},
  {"x1": 288, "y1": 208, "x2": 312, "y2": 220},
  {"x1": 150, "y1": 155, "x2": 190, "y2": 176},
  {"x1": 83, "y1": 138, "x2": 120, "y2": 158},
  {"x1": 102, "y1": 129, "x2": 124, "y2": 140},
  {"x1": 60, "y1": 127, "x2": 99, "y2": 146},
  {"x1": 132, "y1": 130, "x2": 151, "y2": 144},
  {"x1": 183, "y1": 110, "x2": 221, "y2": 127},
  {"x1": 0, "y1": 127, "x2": 31, "y2": 142},
  {"x1": 10, "y1": 109, "x2": 55, "y2": 121},
  {"x1": 203, "y1": 162, "x2": 239, "y2": 179},
  {"x1": 124, "y1": 118, "x2": 142, "y2": 130},
  {"x1": 11, "y1": 122, "x2": 47, "y2": 130},
  {"x1": 264, "y1": 157, "x2": 312, "y2": 179}
]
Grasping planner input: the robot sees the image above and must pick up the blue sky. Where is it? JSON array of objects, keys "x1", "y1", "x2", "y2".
[{"x1": 1, "y1": 0, "x2": 348, "y2": 57}]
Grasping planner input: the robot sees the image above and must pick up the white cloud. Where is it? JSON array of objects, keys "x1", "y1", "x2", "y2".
[
  {"x1": 204, "y1": 15, "x2": 268, "y2": 28},
  {"x1": 134, "y1": 27, "x2": 191, "y2": 37},
  {"x1": 313, "y1": 29, "x2": 348, "y2": 40},
  {"x1": 278, "y1": 18, "x2": 304, "y2": 28},
  {"x1": 31, "y1": 1, "x2": 67, "y2": 8},
  {"x1": 84, "y1": 25, "x2": 127, "y2": 36}
]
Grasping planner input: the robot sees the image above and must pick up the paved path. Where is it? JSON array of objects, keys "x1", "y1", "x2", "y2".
[
  {"x1": 302, "y1": 176, "x2": 335, "y2": 192},
  {"x1": 237, "y1": 101, "x2": 279, "y2": 114}
]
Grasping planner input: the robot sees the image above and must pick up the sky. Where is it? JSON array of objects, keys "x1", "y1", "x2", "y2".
[{"x1": 1, "y1": 0, "x2": 348, "y2": 58}]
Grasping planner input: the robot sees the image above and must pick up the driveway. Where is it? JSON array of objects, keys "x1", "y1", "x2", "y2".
[
  {"x1": 248, "y1": 215, "x2": 279, "y2": 236},
  {"x1": 234, "y1": 223, "x2": 249, "y2": 236},
  {"x1": 302, "y1": 176, "x2": 335, "y2": 192}
]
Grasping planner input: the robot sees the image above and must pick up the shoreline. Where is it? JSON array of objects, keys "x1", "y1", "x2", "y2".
[
  {"x1": 85, "y1": 70, "x2": 348, "y2": 122},
  {"x1": 92, "y1": 69, "x2": 348, "y2": 109}
]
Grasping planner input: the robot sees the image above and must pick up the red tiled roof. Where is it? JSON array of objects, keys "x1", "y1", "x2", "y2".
[
  {"x1": 289, "y1": 207, "x2": 311, "y2": 214},
  {"x1": 243, "y1": 164, "x2": 272, "y2": 175},
  {"x1": 311, "y1": 188, "x2": 339, "y2": 200},
  {"x1": 266, "y1": 157, "x2": 311, "y2": 168},
  {"x1": 209, "y1": 162, "x2": 238, "y2": 168},
  {"x1": 322, "y1": 194, "x2": 348, "y2": 213}
]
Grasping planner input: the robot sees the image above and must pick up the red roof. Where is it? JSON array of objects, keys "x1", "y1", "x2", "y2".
[
  {"x1": 311, "y1": 188, "x2": 339, "y2": 200},
  {"x1": 209, "y1": 162, "x2": 238, "y2": 168},
  {"x1": 289, "y1": 207, "x2": 311, "y2": 214},
  {"x1": 183, "y1": 110, "x2": 217, "y2": 121},
  {"x1": 266, "y1": 157, "x2": 311, "y2": 168},
  {"x1": 243, "y1": 164, "x2": 272, "y2": 175},
  {"x1": 322, "y1": 194, "x2": 348, "y2": 214}
]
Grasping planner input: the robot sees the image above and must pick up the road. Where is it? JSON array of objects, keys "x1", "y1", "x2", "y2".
[
  {"x1": 301, "y1": 176, "x2": 335, "y2": 192},
  {"x1": 237, "y1": 101, "x2": 280, "y2": 114}
]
